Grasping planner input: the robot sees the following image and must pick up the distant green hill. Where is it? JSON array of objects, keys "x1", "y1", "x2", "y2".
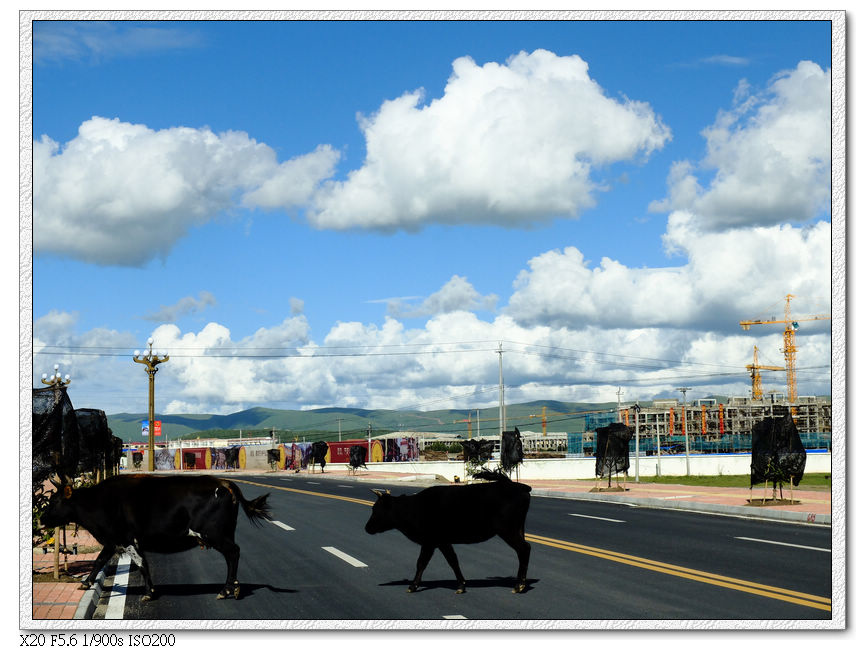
[{"x1": 107, "y1": 400, "x2": 620, "y2": 443}]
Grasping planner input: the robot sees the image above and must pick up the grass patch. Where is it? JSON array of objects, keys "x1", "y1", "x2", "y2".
[{"x1": 628, "y1": 473, "x2": 831, "y2": 489}]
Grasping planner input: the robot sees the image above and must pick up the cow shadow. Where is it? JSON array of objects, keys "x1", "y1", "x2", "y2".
[
  {"x1": 127, "y1": 582, "x2": 297, "y2": 601},
  {"x1": 380, "y1": 576, "x2": 538, "y2": 593}
]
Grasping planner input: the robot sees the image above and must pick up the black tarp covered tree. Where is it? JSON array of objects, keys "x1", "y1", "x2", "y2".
[
  {"x1": 459, "y1": 438, "x2": 495, "y2": 476},
  {"x1": 501, "y1": 427, "x2": 524, "y2": 475},
  {"x1": 349, "y1": 445, "x2": 367, "y2": 472},
  {"x1": 33, "y1": 386, "x2": 79, "y2": 490},
  {"x1": 750, "y1": 410, "x2": 806, "y2": 499},
  {"x1": 595, "y1": 423, "x2": 633, "y2": 487},
  {"x1": 74, "y1": 408, "x2": 112, "y2": 479}
]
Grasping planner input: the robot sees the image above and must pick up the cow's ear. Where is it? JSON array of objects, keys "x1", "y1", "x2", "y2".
[{"x1": 63, "y1": 485, "x2": 73, "y2": 499}]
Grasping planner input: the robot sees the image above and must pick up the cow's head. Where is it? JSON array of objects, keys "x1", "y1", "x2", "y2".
[
  {"x1": 39, "y1": 475, "x2": 76, "y2": 529},
  {"x1": 364, "y1": 489, "x2": 393, "y2": 534}
]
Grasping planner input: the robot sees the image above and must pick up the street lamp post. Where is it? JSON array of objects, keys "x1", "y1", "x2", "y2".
[
  {"x1": 40, "y1": 365, "x2": 70, "y2": 579},
  {"x1": 133, "y1": 338, "x2": 169, "y2": 472},
  {"x1": 41, "y1": 364, "x2": 71, "y2": 388}
]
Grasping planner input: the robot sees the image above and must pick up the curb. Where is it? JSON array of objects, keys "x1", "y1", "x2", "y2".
[
  {"x1": 530, "y1": 488, "x2": 831, "y2": 525},
  {"x1": 72, "y1": 560, "x2": 112, "y2": 620}
]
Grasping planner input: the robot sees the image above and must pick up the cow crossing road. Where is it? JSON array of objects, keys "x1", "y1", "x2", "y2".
[{"x1": 101, "y1": 475, "x2": 832, "y2": 622}]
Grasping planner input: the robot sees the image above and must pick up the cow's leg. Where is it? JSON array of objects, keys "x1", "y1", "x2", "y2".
[
  {"x1": 438, "y1": 544, "x2": 467, "y2": 594},
  {"x1": 133, "y1": 551, "x2": 158, "y2": 602},
  {"x1": 79, "y1": 545, "x2": 116, "y2": 590},
  {"x1": 499, "y1": 529, "x2": 531, "y2": 593},
  {"x1": 409, "y1": 544, "x2": 435, "y2": 593},
  {"x1": 210, "y1": 538, "x2": 241, "y2": 600}
]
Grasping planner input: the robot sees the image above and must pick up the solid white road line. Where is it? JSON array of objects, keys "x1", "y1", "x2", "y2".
[
  {"x1": 322, "y1": 546, "x2": 368, "y2": 568},
  {"x1": 568, "y1": 513, "x2": 626, "y2": 523},
  {"x1": 104, "y1": 554, "x2": 131, "y2": 620},
  {"x1": 734, "y1": 536, "x2": 830, "y2": 553},
  {"x1": 271, "y1": 520, "x2": 295, "y2": 531}
]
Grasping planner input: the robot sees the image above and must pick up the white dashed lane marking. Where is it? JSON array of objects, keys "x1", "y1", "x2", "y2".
[
  {"x1": 734, "y1": 536, "x2": 830, "y2": 553},
  {"x1": 568, "y1": 513, "x2": 626, "y2": 523},
  {"x1": 270, "y1": 520, "x2": 295, "y2": 531},
  {"x1": 322, "y1": 546, "x2": 368, "y2": 568}
]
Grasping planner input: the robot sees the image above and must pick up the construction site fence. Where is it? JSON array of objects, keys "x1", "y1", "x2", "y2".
[{"x1": 567, "y1": 431, "x2": 831, "y2": 456}]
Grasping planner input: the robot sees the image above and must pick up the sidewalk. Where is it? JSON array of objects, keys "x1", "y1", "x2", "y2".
[
  {"x1": 31, "y1": 528, "x2": 103, "y2": 620},
  {"x1": 29, "y1": 468, "x2": 831, "y2": 622}
]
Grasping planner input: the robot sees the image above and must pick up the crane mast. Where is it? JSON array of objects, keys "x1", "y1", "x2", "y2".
[
  {"x1": 745, "y1": 345, "x2": 784, "y2": 400},
  {"x1": 739, "y1": 294, "x2": 830, "y2": 407}
]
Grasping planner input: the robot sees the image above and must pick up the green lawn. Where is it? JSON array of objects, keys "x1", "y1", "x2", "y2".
[{"x1": 625, "y1": 473, "x2": 831, "y2": 489}]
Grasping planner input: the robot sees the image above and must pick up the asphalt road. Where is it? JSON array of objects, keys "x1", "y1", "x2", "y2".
[{"x1": 94, "y1": 473, "x2": 832, "y2": 623}]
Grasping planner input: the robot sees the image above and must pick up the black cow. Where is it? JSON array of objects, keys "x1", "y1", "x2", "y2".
[
  {"x1": 364, "y1": 469, "x2": 531, "y2": 594},
  {"x1": 348, "y1": 445, "x2": 367, "y2": 474},
  {"x1": 40, "y1": 474, "x2": 271, "y2": 601},
  {"x1": 310, "y1": 441, "x2": 328, "y2": 473}
]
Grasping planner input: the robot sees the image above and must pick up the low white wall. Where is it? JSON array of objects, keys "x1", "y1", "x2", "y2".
[{"x1": 363, "y1": 451, "x2": 831, "y2": 482}]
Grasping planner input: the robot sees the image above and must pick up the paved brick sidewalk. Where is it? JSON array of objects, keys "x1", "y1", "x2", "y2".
[{"x1": 31, "y1": 528, "x2": 102, "y2": 621}]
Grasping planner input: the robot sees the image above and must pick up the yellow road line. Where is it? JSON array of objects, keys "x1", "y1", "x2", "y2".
[
  {"x1": 237, "y1": 478, "x2": 830, "y2": 612},
  {"x1": 234, "y1": 478, "x2": 375, "y2": 506},
  {"x1": 526, "y1": 534, "x2": 830, "y2": 611}
]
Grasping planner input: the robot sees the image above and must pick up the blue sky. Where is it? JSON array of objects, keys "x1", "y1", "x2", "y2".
[{"x1": 28, "y1": 15, "x2": 837, "y2": 416}]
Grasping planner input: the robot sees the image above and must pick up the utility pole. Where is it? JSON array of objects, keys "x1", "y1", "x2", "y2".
[
  {"x1": 676, "y1": 387, "x2": 692, "y2": 476},
  {"x1": 616, "y1": 387, "x2": 623, "y2": 422},
  {"x1": 497, "y1": 342, "x2": 505, "y2": 436},
  {"x1": 633, "y1": 402, "x2": 641, "y2": 482},
  {"x1": 337, "y1": 417, "x2": 343, "y2": 442}
]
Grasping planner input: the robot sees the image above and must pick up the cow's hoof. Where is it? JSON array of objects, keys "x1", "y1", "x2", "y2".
[
  {"x1": 512, "y1": 583, "x2": 528, "y2": 594},
  {"x1": 233, "y1": 585, "x2": 241, "y2": 600},
  {"x1": 407, "y1": 585, "x2": 418, "y2": 593},
  {"x1": 455, "y1": 586, "x2": 466, "y2": 595},
  {"x1": 141, "y1": 592, "x2": 155, "y2": 602},
  {"x1": 78, "y1": 582, "x2": 91, "y2": 591}
]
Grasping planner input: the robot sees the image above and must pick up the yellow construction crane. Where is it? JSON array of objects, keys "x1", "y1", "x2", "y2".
[
  {"x1": 745, "y1": 345, "x2": 784, "y2": 400},
  {"x1": 739, "y1": 294, "x2": 830, "y2": 406},
  {"x1": 529, "y1": 406, "x2": 611, "y2": 436}
]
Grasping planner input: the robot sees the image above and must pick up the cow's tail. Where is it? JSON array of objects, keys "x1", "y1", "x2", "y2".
[
  {"x1": 226, "y1": 482, "x2": 273, "y2": 526},
  {"x1": 473, "y1": 469, "x2": 532, "y2": 492}
]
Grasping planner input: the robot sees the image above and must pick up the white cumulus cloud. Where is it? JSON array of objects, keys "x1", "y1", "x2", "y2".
[
  {"x1": 34, "y1": 117, "x2": 339, "y2": 266},
  {"x1": 387, "y1": 275, "x2": 497, "y2": 318},
  {"x1": 308, "y1": 49, "x2": 671, "y2": 231},
  {"x1": 651, "y1": 60, "x2": 830, "y2": 230},
  {"x1": 506, "y1": 217, "x2": 830, "y2": 333}
]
